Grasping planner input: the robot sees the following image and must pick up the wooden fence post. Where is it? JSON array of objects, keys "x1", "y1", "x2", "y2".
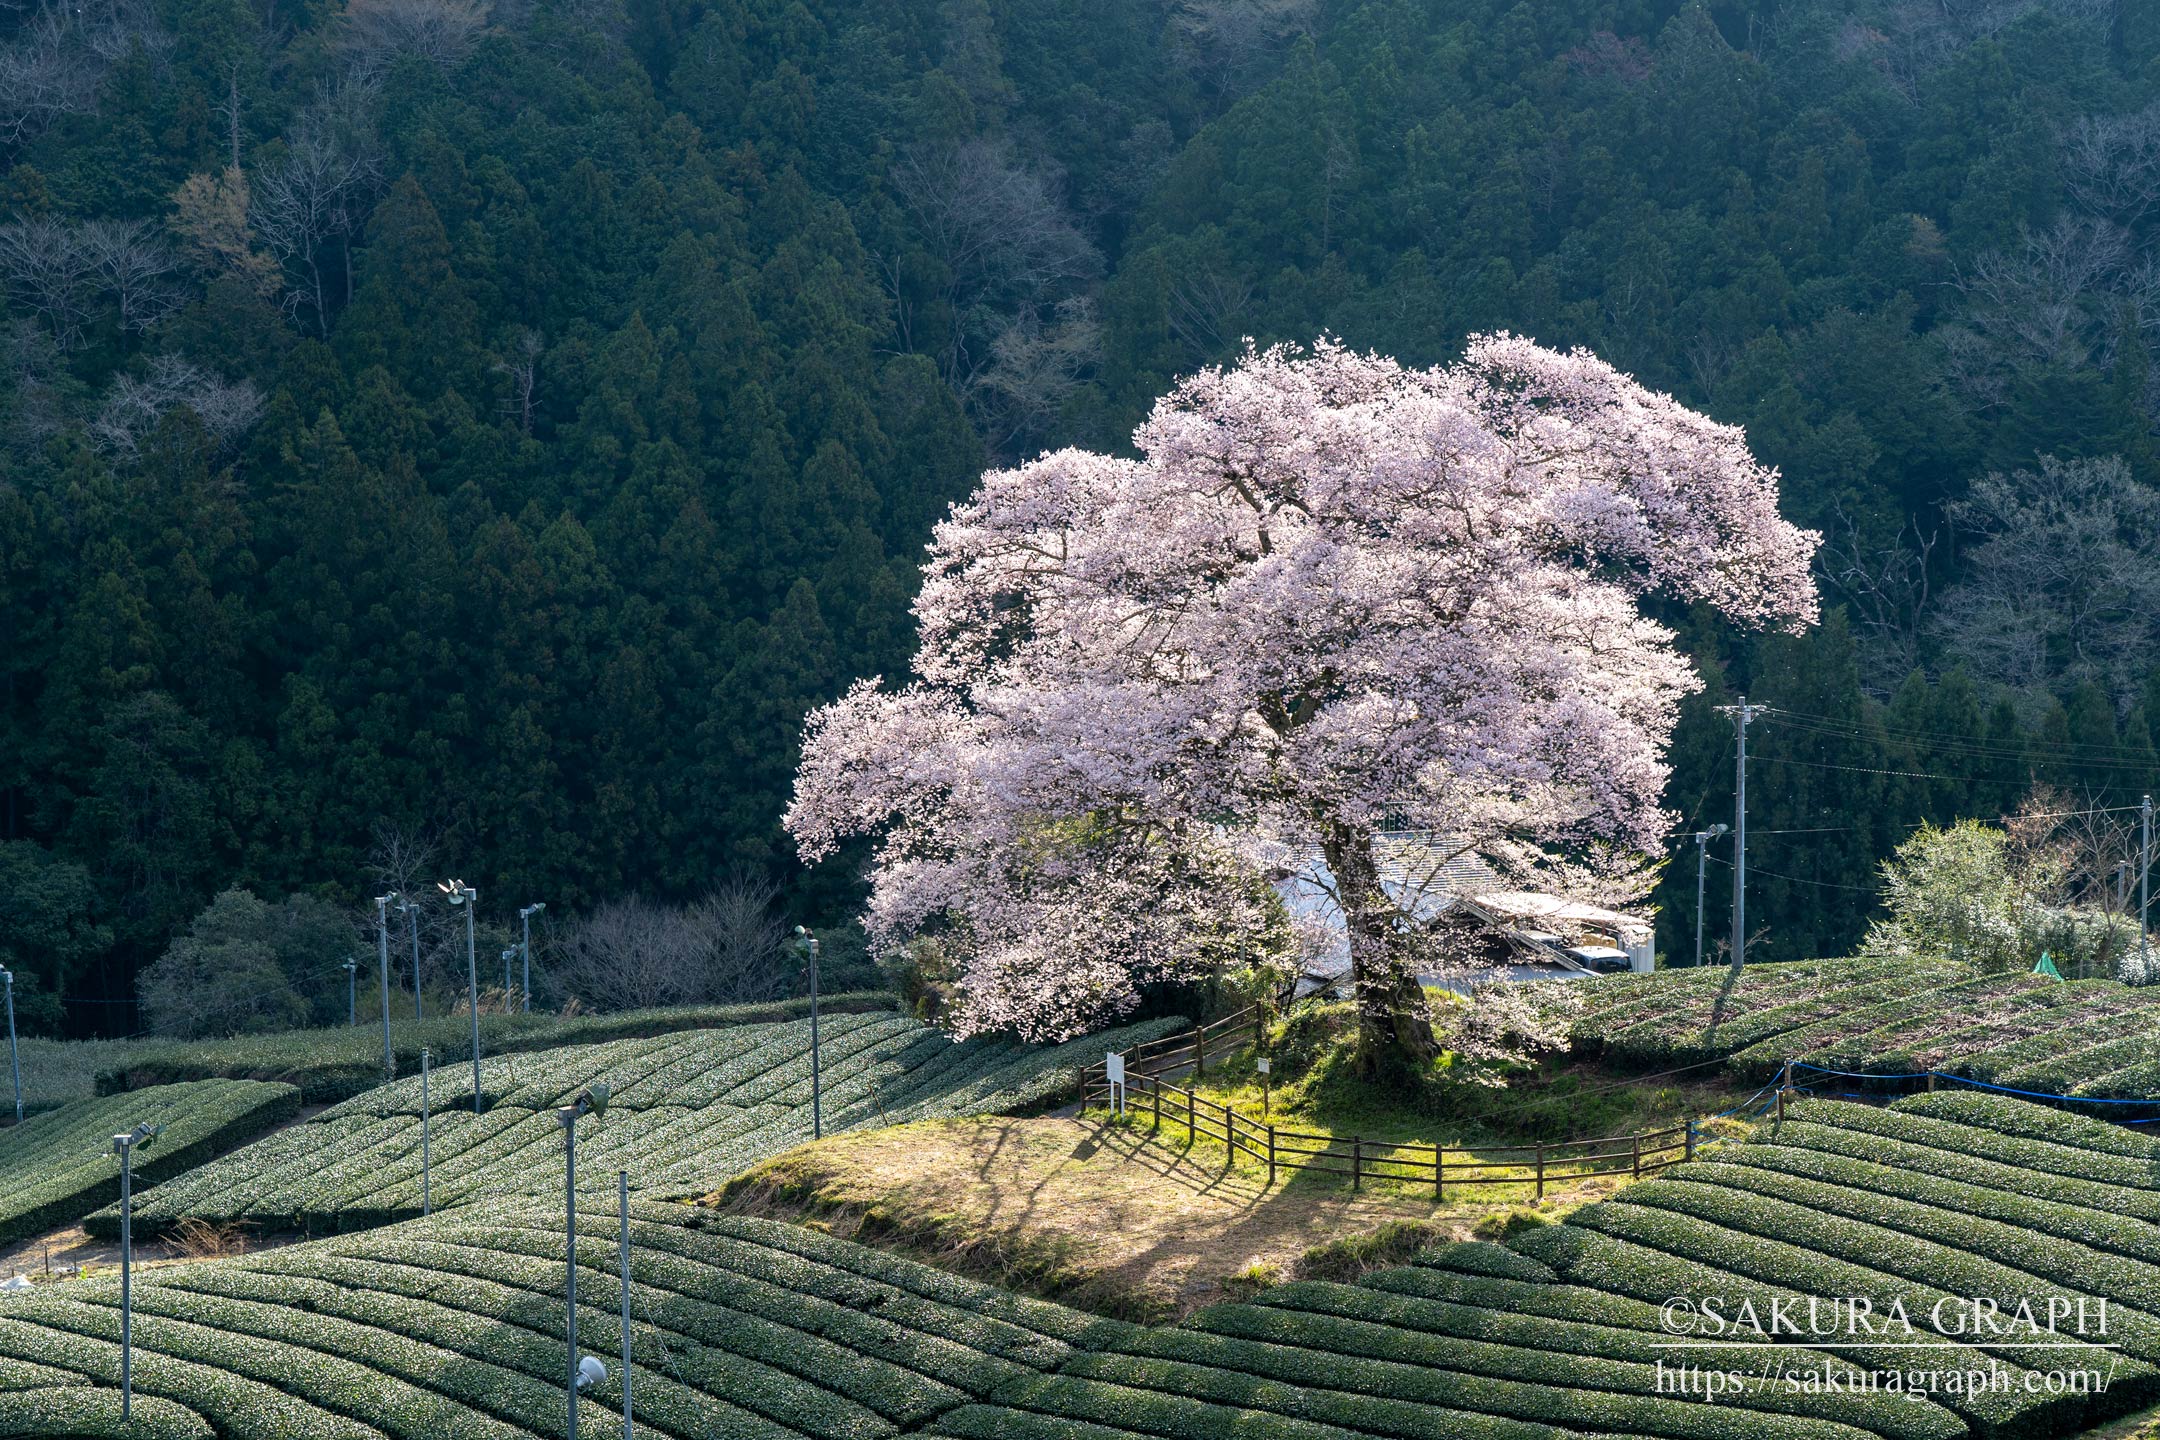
[
  {"x1": 1926, "y1": 1072, "x2": 1938, "y2": 1092},
  {"x1": 1434, "y1": 1145, "x2": 1444, "y2": 1203},
  {"x1": 1195, "y1": 1022, "x2": 1206, "y2": 1079},
  {"x1": 1187, "y1": 1084, "x2": 1195, "y2": 1142},
  {"x1": 1352, "y1": 1136, "x2": 1362, "y2": 1193},
  {"x1": 1152, "y1": 1074, "x2": 1162, "y2": 1133},
  {"x1": 1631, "y1": 1134, "x2": 1641, "y2": 1180},
  {"x1": 1535, "y1": 1143, "x2": 1545, "y2": 1202},
  {"x1": 1778, "y1": 1060, "x2": 1791, "y2": 1121},
  {"x1": 1267, "y1": 1123, "x2": 1276, "y2": 1188}
]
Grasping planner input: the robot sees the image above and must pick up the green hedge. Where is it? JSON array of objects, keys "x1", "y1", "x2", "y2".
[
  {"x1": 0, "y1": 1387, "x2": 213, "y2": 1439},
  {"x1": 0, "y1": 1080, "x2": 299, "y2": 1244},
  {"x1": 1600, "y1": 966, "x2": 1971, "y2": 1069},
  {"x1": 1128, "y1": 1315, "x2": 1882, "y2": 1440},
  {"x1": 1814, "y1": 980, "x2": 2112, "y2": 1076},
  {"x1": 1935, "y1": 989, "x2": 2160, "y2": 1083},
  {"x1": 1667, "y1": 1161, "x2": 2160, "y2": 1342},
  {"x1": 94, "y1": 992, "x2": 901, "y2": 1103},
  {"x1": 1991, "y1": 1032, "x2": 2160, "y2": 1097},
  {"x1": 1770, "y1": 1109, "x2": 2160, "y2": 1225},
  {"x1": 1889, "y1": 1093, "x2": 2160, "y2": 1160},
  {"x1": 2, "y1": 1199, "x2": 1106, "y2": 1439},
  {"x1": 1719, "y1": 1127, "x2": 2160, "y2": 1268},
  {"x1": 95, "y1": 1011, "x2": 1182, "y2": 1237},
  {"x1": 976, "y1": 1373, "x2": 1365, "y2": 1440},
  {"x1": 1729, "y1": 976, "x2": 2047, "y2": 1078},
  {"x1": 1238, "y1": 1281, "x2": 1957, "y2": 1440},
  {"x1": 1514, "y1": 1210, "x2": 2088, "y2": 1434}
]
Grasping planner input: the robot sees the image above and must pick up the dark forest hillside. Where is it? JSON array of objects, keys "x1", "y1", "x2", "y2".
[{"x1": 5, "y1": 0, "x2": 2159, "y2": 1030}]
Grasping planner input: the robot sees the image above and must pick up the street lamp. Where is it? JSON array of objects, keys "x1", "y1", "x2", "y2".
[
  {"x1": 397, "y1": 895, "x2": 424, "y2": 1020},
  {"x1": 343, "y1": 956, "x2": 358, "y2": 1026},
  {"x1": 794, "y1": 926, "x2": 821, "y2": 1139},
  {"x1": 374, "y1": 897, "x2": 395, "y2": 1079},
  {"x1": 438, "y1": 880, "x2": 483, "y2": 1114},
  {"x1": 518, "y1": 903, "x2": 545, "y2": 1014},
  {"x1": 1693, "y1": 825, "x2": 1729, "y2": 968},
  {"x1": 113, "y1": 1120, "x2": 162, "y2": 1420},
  {"x1": 557, "y1": 1084, "x2": 610, "y2": 1440},
  {"x1": 501, "y1": 947, "x2": 517, "y2": 997},
  {"x1": 2, "y1": 965, "x2": 19, "y2": 1125}
]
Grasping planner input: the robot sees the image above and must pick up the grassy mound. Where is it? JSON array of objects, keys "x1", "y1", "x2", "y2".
[
  {"x1": 90, "y1": 1013, "x2": 1184, "y2": 1238},
  {"x1": 0, "y1": 1082, "x2": 300, "y2": 1246}
]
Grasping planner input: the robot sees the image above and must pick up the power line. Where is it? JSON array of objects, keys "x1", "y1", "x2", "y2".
[{"x1": 1706, "y1": 853, "x2": 1876, "y2": 894}]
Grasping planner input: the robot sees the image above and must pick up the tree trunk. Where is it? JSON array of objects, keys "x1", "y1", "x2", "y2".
[{"x1": 1322, "y1": 824, "x2": 1439, "y2": 1078}]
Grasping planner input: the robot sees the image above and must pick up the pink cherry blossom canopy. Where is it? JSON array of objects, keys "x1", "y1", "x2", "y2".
[{"x1": 788, "y1": 335, "x2": 1819, "y2": 1042}]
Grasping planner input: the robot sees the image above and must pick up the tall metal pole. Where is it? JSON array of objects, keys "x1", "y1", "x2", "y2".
[
  {"x1": 2134, "y1": 794, "x2": 2151, "y2": 984},
  {"x1": 420, "y1": 1047, "x2": 432, "y2": 1217},
  {"x1": 564, "y1": 1107, "x2": 580, "y2": 1440},
  {"x1": 111, "y1": 1124, "x2": 155, "y2": 1419},
  {"x1": 119, "y1": 1135, "x2": 133, "y2": 1419},
  {"x1": 502, "y1": 947, "x2": 516, "y2": 997},
  {"x1": 375, "y1": 898, "x2": 394, "y2": 1080},
  {"x1": 520, "y1": 904, "x2": 544, "y2": 1014},
  {"x1": 443, "y1": 884, "x2": 482, "y2": 1113},
  {"x1": 1697, "y1": 837, "x2": 1709, "y2": 969},
  {"x1": 797, "y1": 931, "x2": 822, "y2": 1139},
  {"x1": 1718, "y1": 699, "x2": 1762, "y2": 980},
  {"x1": 619, "y1": 1170, "x2": 632, "y2": 1438},
  {"x1": 345, "y1": 958, "x2": 357, "y2": 1026},
  {"x1": 3, "y1": 967, "x2": 19, "y2": 1125}
]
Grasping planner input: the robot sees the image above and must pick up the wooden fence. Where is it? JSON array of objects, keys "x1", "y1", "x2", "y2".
[{"x1": 1076, "y1": 1005, "x2": 1691, "y2": 1200}]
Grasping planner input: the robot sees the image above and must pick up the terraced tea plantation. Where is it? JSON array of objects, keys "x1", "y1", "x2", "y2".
[
  {"x1": 0, "y1": 1081, "x2": 300, "y2": 1245},
  {"x1": 95, "y1": 1011, "x2": 1182, "y2": 1237},
  {"x1": 11, "y1": 1091, "x2": 2158, "y2": 1439},
  {"x1": 1565, "y1": 957, "x2": 2160, "y2": 1098}
]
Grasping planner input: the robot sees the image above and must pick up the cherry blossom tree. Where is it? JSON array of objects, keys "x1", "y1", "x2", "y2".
[{"x1": 788, "y1": 336, "x2": 1819, "y2": 1069}]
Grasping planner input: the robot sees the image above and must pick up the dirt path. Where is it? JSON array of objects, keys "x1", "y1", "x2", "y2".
[{"x1": 713, "y1": 1115, "x2": 1619, "y2": 1320}]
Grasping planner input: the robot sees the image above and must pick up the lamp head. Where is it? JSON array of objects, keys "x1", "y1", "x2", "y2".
[
  {"x1": 439, "y1": 880, "x2": 471, "y2": 906},
  {"x1": 113, "y1": 1121, "x2": 162, "y2": 1155},
  {"x1": 520, "y1": 902, "x2": 545, "y2": 919}
]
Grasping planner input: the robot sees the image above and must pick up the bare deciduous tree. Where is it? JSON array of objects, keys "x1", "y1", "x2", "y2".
[
  {"x1": 556, "y1": 880, "x2": 790, "y2": 1013},
  {"x1": 971, "y1": 297, "x2": 1099, "y2": 456},
  {"x1": 2062, "y1": 102, "x2": 2160, "y2": 230},
  {"x1": 342, "y1": 0, "x2": 487, "y2": 76},
  {"x1": 0, "y1": 216, "x2": 95, "y2": 346},
  {"x1": 83, "y1": 218, "x2": 183, "y2": 333},
  {"x1": 699, "y1": 869, "x2": 789, "y2": 1004},
  {"x1": 252, "y1": 94, "x2": 383, "y2": 334},
  {"x1": 491, "y1": 326, "x2": 542, "y2": 434},
  {"x1": 171, "y1": 168, "x2": 281, "y2": 297},
  {"x1": 89, "y1": 354, "x2": 266, "y2": 463},
  {"x1": 1821, "y1": 503, "x2": 1938, "y2": 697},
  {"x1": 1168, "y1": 0, "x2": 1317, "y2": 98},
  {"x1": 1929, "y1": 454, "x2": 2160, "y2": 708},
  {"x1": 890, "y1": 137, "x2": 1099, "y2": 395},
  {"x1": 1943, "y1": 216, "x2": 2127, "y2": 408}
]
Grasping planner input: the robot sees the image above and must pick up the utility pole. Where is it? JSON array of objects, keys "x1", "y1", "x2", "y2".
[
  {"x1": 795, "y1": 927, "x2": 822, "y2": 1139},
  {"x1": 1693, "y1": 825, "x2": 1729, "y2": 967},
  {"x1": 1716, "y1": 698, "x2": 1766, "y2": 979},
  {"x1": 344, "y1": 957, "x2": 358, "y2": 1026},
  {"x1": 3, "y1": 966, "x2": 19, "y2": 1125}
]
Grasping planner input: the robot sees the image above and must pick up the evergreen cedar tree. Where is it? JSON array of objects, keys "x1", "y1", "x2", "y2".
[{"x1": 788, "y1": 336, "x2": 1819, "y2": 1067}]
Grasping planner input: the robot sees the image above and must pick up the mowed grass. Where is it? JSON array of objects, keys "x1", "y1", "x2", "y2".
[
  {"x1": 714, "y1": 1115, "x2": 1474, "y2": 1322},
  {"x1": 93, "y1": 1012, "x2": 1185, "y2": 1239}
]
